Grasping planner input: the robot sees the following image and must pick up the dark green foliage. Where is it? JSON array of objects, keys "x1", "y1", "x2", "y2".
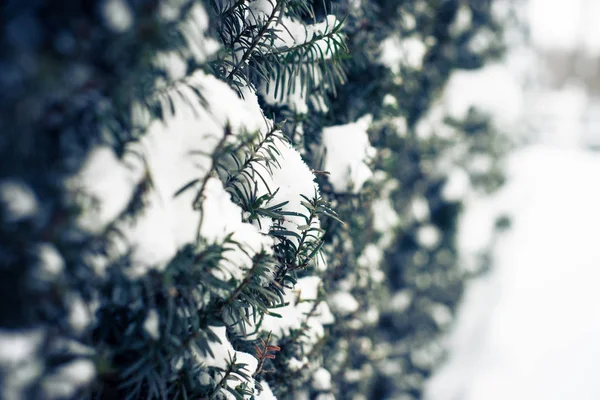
[
  {"x1": 259, "y1": 0, "x2": 511, "y2": 399},
  {"x1": 209, "y1": 0, "x2": 347, "y2": 99},
  {"x1": 0, "y1": 0, "x2": 510, "y2": 399}
]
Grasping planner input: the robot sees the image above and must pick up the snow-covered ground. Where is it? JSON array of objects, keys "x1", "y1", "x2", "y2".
[
  {"x1": 425, "y1": 1, "x2": 600, "y2": 399},
  {"x1": 426, "y1": 146, "x2": 600, "y2": 400}
]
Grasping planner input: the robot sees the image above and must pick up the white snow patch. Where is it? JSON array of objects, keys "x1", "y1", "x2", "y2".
[
  {"x1": 73, "y1": 71, "x2": 277, "y2": 278},
  {"x1": 345, "y1": 369, "x2": 362, "y2": 383},
  {"x1": 443, "y1": 65, "x2": 523, "y2": 130},
  {"x1": 415, "y1": 103, "x2": 453, "y2": 140},
  {"x1": 260, "y1": 276, "x2": 333, "y2": 348},
  {"x1": 199, "y1": 178, "x2": 274, "y2": 282},
  {"x1": 363, "y1": 306, "x2": 380, "y2": 325},
  {"x1": 411, "y1": 196, "x2": 430, "y2": 222},
  {"x1": 102, "y1": 0, "x2": 133, "y2": 33},
  {"x1": 468, "y1": 154, "x2": 494, "y2": 175},
  {"x1": 357, "y1": 244, "x2": 385, "y2": 284},
  {"x1": 372, "y1": 196, "x2": 400, "y2": 235},
  {"x1": 379, "y1": 35, "x2": 427, "y2": 72},
  {"x1": 0, "y1": 329, "x2": 43, "y2": 364},
  {"x1": 389, "y1": 290, "x2": 413, "y2": 313},
  {"x1": 322, "y1": 115, "x2": 374, "y2": 193},
  {"x1": 180, "y1": 4, "x2": 220, "y2": 63},
  {"x1": 312, "y1": 367, "x2": 333, "y2": 391},
  {"x1": 442, "y1": 167, "x2": 470, "y2": 202},
  {"x1": 35, "y1": 243, "x2": 65, "y2": 277},
  {"x1": 417, "y1": 224, "x2": 441, "y2": 249},
  {"x1": 411, "y1": 343, "x2": 444, "y2": 370},
  {"x1": 254, "y1": 139, "x2": 321, "y2": 248},
  {"x1": 329, "y1": 292, "x2": 360, "y2": 316},
  {"x1": 194, "y1": 326, "x2": 257, "y2": 387},
  {"x1": 0, "y1": 180, "x2": 38, "y2": 223},
  {"x1": 66, "y1": 146, "x2": 139, "y2": 235},
  {"x1": 358, "y1": 243, "x2": 383, "y2": 269},
  {"x1": 371, "y1": 177, "x2": 400, "y2": 248},
  {"x1": 288, "y1": 356, "x2": 308, "y2": 372},
  {"x1": 429, "y1": 303, "x2": 453, "y2": 327},
  {"x1": 450, "y1": 4, "x2": 473, "y2": 36},
  {"x1": 468, "y1": 28, "x2": 496, "y2": 54},
  {"x1": 67, "y1": 295, "x2": 91, "y2": 335},
  {"x1": 143, "y1": 309, "x2": 160, "y2": 340},
  {"x1": 256, "y1": 381, "x2": 277, "y2": 400},
  {"x1": 42, "y1": 359, "x2": 96, "y2": 399},
  {"x1": 383, "y1": 94, "x2": 398, "y2": 107}
]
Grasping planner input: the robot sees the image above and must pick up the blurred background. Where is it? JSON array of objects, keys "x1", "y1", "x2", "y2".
[{"x1": 424, "y1": 0, "x2": 600, "y2": 399}]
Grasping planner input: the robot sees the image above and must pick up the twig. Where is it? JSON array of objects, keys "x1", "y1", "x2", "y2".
[{"x1": 253, "y1": 331, "x2": 281, "y2": 377}]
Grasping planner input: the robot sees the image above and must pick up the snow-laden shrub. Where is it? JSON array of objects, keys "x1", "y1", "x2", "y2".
[
  {"x1": 0, "y1": 1, "x2": 346, "y2": 398},
  {"x1": 0, "y1": 0, "x2": 512, "y2": 399}
]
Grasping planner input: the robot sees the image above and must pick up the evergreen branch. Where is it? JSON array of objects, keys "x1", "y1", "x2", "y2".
[
  {"x1": 290, "y1": 193, "x2": 324, "y2": 269},
  {"x1": 277, "y1": 292, "x2": 321, "y2": 349},
  {"x1": 267, "y1": 18, "x2": 346, "y2": 58},
  {"x1": 187, "y1": 124, "x2": 232, "y2": 242},
  {"x1": 226, "y1": 0, "x2": 285, "y2": 82},
  {"x1": 225, "y1": 128, "x2": 278, "y2": 184},
  {"x1": 209, "y1": 353, "x2": 239, "y2": 400},
  {"x1": 220, "y1": 251, "x2": 269, "y2": 309},
  {"x1": 213, "y1": 0, "x2": 247, "y2": 16}
]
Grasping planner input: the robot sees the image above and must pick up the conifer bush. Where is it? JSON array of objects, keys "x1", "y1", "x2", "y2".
[{"x1": 0, "y1": 1, "x2": 512, "y2": 399}]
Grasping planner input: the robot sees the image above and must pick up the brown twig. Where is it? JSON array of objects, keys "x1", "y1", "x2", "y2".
[{"x1": 253, "y1": 331, "x2": 281, "y2": 377}]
